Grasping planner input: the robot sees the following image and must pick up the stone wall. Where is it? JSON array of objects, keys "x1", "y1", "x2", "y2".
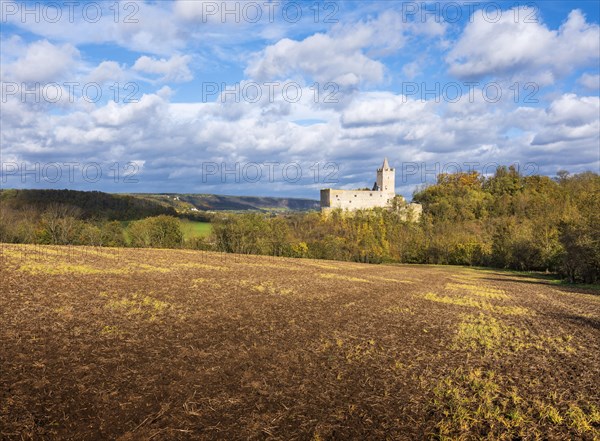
[
  {"x1": 320, "y1": 189, "x2": 394, "y2": 212},
  {"x1": 404, "y1": 203, "x2": 423, "y2": 221}
]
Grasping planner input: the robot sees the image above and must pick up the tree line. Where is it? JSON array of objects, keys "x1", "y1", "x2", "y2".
[
  {"x1": 209, "y1": 167, "x2": 599, "y2": 283},
  {"x1": 0, "y1": 203, "x2": 185, "y2": 249},
  {"x1": 0, "y1": 189, "x2": 177, "y2": 220},
  {"x1": 1, "y1": 167, "x2": 598, "y2": 283}
]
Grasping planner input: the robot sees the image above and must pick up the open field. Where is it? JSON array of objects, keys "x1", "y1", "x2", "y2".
[
  {"x1": 1, "y1": 244, "x2": 599, "y2": 440},
  {"x1": 180, "y1": 220, "x2": 212, "y2": 239}
]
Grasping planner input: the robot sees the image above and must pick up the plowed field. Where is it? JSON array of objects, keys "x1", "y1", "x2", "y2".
[{"x1": 1, "y1": 244, "x2": 599, "y2": 440}]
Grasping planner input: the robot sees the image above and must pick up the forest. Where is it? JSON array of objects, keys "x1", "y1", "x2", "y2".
[
  {"x1": 0, "y1": 189, "x2": 177, "y2": 220},
  {"x1": 1, "y1": 167, "x2": 598, "y2": 283}
]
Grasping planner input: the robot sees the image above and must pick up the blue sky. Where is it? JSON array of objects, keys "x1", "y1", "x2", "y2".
[{"x1": 1, "y1": 0, "x2": 599, "y2": 199}]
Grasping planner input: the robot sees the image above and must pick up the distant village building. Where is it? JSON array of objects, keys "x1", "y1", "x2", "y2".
[{"x1": 320, "y1": 158, "x2": 422, "y2": 219}]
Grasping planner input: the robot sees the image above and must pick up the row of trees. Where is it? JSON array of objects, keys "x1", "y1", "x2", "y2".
[
  {"x1": 0, "y1": 204, "x2": 184, "y2": 249},
  {"x1": 208, "y1": 168, "x2": 599, "y2": 283},
  {"x1": 1, "y1": 167, "x2": 598, "y2": 283}
]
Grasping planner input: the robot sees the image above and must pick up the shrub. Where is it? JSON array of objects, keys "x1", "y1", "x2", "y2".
[
  {"x1": 127, "y1": 215, "x2": 183, "y2": 248},
  {"x1": 100, "y1": 221, "x2": 126, "y2": 247}
]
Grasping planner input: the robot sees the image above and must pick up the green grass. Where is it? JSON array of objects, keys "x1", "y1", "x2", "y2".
[
  {"x1": 459, "y1": 267, "x2": 600, "y2": 291},
  {"x1": 180, "y1": 220, "x2": 212, "y2": 239},
  {"x1": 552, "y1": 280, "x2": 600, "y2": 291},
  {"x1": 430, "y1": 368, "x2": 600, "y2": 439}
]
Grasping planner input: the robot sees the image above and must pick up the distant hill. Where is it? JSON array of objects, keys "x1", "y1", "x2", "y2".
[
  {"x1": 0, "y1": 189, "x2": 320, "y2": 220},
  {"x1": 0, "y1": 189, "x2": 177, "y2": 221},
  {"x1": 132, "y1": 193, "x2": 320, "y2": 212}
]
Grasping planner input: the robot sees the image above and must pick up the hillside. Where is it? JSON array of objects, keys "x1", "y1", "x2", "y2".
[
  {"x1": 1, "y1": 244, "x2": 598, "y2": 439},
  {"x1": 132, "y1": 193, "x2": 320, "y2": 212},
  {"x1": 0, "y1": 189, "x2": 319, "y2": 221},
  {"x1": 0, "y1": 189, "x2": 177, "y2": 221}
]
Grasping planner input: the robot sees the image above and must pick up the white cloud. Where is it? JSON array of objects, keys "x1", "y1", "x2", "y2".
[
  {"x1": 531, "y1": 94, "x2": 599, "y2": 145},
  {"x1": 87, "y1": 61, "x2": 127, "y2": 84},
  {"x1": 91, "y1": 92, "x2": 168, "y2": 127},
  {"x1": 341, "y1": 92, "x2": 429, "y2": 127},
  {"x1": 173, "y1": 0, "x2": 226, "y2": 23},
  {"x1": 578, "y1": 73, "x2": 600, "y2": 90},
  {"x1": 245, "y1": 10, "x2": 433, "y2": 88},
  {"x1": 447, "y1": 8, "x2": 600, "y2": 85},
  {"x1": 2, "y1": 85, "x2": 598, "y2": 195},
  {"x1": 132, "y1": 54, "x2": 193, "y2": 82},
  {"x1": 246, "y1": 33, "x2": 385, "y2": 88},
  {"x1": 0, "y1": 34, "x2": 26, "y2": 63},
  {"x1": 4, "y1": 40, "x2": 80, "y2": 83},
  {"x1": 245, "y1": 8, "x2": 449, "y2": 90},
  {"x1": 2, "y1": 1, "x2": 184, "y2": 55},
  {"x1": 545, "y1": 94, "x2": 599, "y2": 126}
]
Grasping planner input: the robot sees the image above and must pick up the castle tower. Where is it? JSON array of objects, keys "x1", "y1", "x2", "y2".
[{"x1": 376, "y1": 158, "x2": 395, "y2": 196}]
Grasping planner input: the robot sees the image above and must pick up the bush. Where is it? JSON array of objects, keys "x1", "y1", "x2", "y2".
[
  {"x1": 37, "y1": 204, "x2": 82, "y2": 245},
  {"x1": 185, "y1": 236, "x2": 215, "y2": 251},
  {"x1": 558, "y1": 218, "x2": 600, "y2": 283},
  {"x1": 127, "y1": 219, "x2": 150, "y2": 247},
  {"x1": 101, "y1": 221, "x2": 126, "y2": 247},
  {"x1": 77, "y1": 223, "x2": 102, "y2": 246},
  {"x1": 127, "y1": 215, "x2": 183, "y2": 248}
]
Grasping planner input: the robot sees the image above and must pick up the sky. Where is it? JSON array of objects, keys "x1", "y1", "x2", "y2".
[{"x1": 1, "y1": 0, "x2": 599, "y2": 200}]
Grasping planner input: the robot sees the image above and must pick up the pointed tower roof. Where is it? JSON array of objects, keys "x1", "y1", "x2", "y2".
[{"x1": 382, "y1": 157, "x2": 390, "y2": 169}]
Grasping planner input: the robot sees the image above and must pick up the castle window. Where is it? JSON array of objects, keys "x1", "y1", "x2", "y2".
[
  {"x1": 370, "y1": 193, "x2": 373, "y2": 196},
  {"x1": 354, "y1": 194, "x2": 357, "y2": 197}
]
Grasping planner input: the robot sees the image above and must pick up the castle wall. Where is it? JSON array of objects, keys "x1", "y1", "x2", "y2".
[
  {"x1": 405, "y1": 203, "x2": 423, "y2": 221},
  {"x1": 320, "y1": 189, "x2": 394, "y2": 211}
]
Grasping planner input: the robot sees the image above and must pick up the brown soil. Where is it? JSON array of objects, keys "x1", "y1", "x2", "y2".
[{"x1": 1, "y1": 244, "x2": 599, "y2": 440}]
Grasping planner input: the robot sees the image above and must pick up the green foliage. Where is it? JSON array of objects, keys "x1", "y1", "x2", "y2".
[
  {"x1": 412, "y1": 167, "x2": 598, "y2": 280},
  {"x1": 0, "y1": 189, "x2": 177, "y2": 221},
  {"x1": 184, "y1": 236, "x2": 214, "y2": 251},
  {"x1": 211, "y1": 213, "x2": 272, "y2": 254},
  {"x1": 127, "y1": 219, "x2": 150, "y2": 248},
  {"x1": 76, "y1": 223, "x2": 102, "y2": 246},
  {"x1": 559, "y1": 218, "x2": 600, "y2": 284},
  {"x1": 556, "y1": 172, "x2": 600, "y2": 283},
  {"x1": 100, "y1": 221, "x2": 126, "y2": 247},
  {"x1": 414, "y1": 171, "x2": 490, "y2": 221},
  {"x1": 127, "y1": 215, "x2": 184, "y2": 248}
]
